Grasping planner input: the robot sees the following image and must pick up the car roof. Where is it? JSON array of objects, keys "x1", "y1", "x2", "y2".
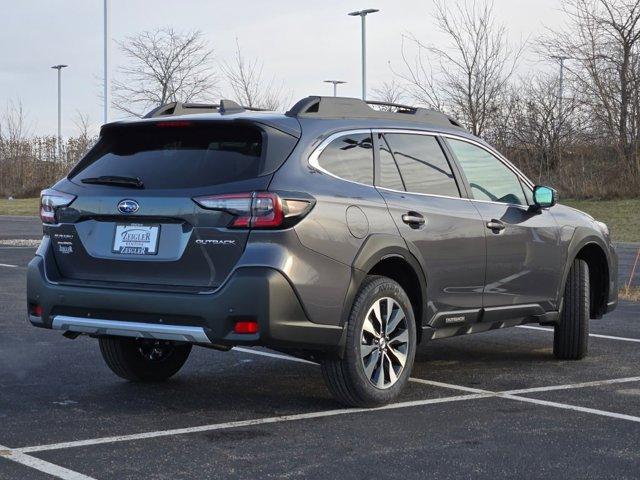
[{"x1": 100, "y1": 96, "x2": 475, "y2": 141}]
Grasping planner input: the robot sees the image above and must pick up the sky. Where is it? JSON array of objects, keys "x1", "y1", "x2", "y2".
[{"x1": 0, "y1": 0, "x2": 567, "y2": 137}]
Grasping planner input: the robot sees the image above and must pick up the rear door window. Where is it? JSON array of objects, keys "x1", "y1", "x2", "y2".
[
  {"x1": 378, "y1": 134, "x2": 405, "y2": 191},
  {"x1": 317, "y1": 133, "x2": 373, "y2": 185},
  {"x1": 383, "y1": 133, "x2": 460, "y2": 197},
  {"x1": 70, "y1": 124, "x2": 265, "y2": 189}
]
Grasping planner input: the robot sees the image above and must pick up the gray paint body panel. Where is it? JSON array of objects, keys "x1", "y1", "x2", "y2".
[{"x1": 28, "y1": 109, "x2": 617, "y2": 351}]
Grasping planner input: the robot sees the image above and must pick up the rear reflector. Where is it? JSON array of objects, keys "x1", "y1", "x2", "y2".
[
  {"x1": 29, "y1": 304, "x2": 43, "y2": 317},
  {"x1": 234, "y1": 320, "x2": 259, "y2": 334}
]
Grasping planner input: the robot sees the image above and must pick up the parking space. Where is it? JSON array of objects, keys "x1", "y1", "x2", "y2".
[{"x1": 1, "y1": 217, "x2": 639, "y2": 479}]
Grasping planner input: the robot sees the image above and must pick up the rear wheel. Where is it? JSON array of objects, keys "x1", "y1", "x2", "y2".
[
  {"x1": 554, "y1": 258, "x2": 590, "y2": 360},
  {"x1": 321, "y1": 275, "x2": 417, "y2": 407},
  {"x1": 99, "y1": 337, "x2": 192, "y2": 381}
]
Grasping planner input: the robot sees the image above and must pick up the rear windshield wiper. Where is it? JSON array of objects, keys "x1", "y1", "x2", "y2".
[{"x1": 81, "y1": 175, "x2": 144, "y2": 189}]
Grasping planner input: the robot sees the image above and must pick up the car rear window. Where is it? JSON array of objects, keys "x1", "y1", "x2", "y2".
[{"x1": 70, "y1": 124, "x2": 265, "y2": 189}]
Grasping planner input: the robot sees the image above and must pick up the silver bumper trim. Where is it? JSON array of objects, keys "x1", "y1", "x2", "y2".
[{"x1": 51, "y1": 315, "x2": 211, "y2": 343}]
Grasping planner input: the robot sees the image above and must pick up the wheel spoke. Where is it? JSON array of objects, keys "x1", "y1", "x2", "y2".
[
  {"x1": 375, "y1": 352, "x2": 386, "y2": 388},
  {"x1": 362, "y1": 317, "x2": 380, "y2": 338},
  {"x1": 371, "y1": 301, "x2": 383, "y2": 332},
  {"x1": 389, "y1": 329, "x2": 408, "y2": 346},
  {"x1": 386, "y1": 307, "x2": 405, "y2": 336},
  {"x1": 385, "y1": 353, "x2": 398, "y2": 384},
  {"x1": 387, "y1": 345, "x2": 407, "y2": 367},
  {"x1": 360, "y1": 343, "x2": 377, "y2": 359},
  {"x1": 364, "y1": 349, "x2": 380, "y2": 379}
]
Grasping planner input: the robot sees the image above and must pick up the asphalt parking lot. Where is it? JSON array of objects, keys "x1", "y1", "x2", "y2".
[{"x1": 1, "y1": 217, "x2": 639, "y2": 479}]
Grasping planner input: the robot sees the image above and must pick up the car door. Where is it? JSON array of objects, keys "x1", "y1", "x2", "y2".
[
  {"x1": 374, "y1": 131, "x2": 487, "y2": 328},
  {"x1": 444, "y1": 136, "x2": 563, "y2": 312}
]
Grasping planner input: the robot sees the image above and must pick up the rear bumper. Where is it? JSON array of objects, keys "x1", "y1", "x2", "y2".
[{"x1": 27, "y1": 254, "x2": 343, "y2": 351}]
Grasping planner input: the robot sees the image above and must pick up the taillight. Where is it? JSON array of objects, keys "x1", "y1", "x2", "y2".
[
  {"x1": 40, "y1": 189, "x2": 76, "y2": 224},
  {"x1": 193, "y1": 192, "x2": 312, "y2": 229}
]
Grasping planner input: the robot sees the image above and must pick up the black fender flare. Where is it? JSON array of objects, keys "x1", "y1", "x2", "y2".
[
  {"x1": 556, "y1": 227, "x2": 612, "y2": 315},
  {"x1": 340, "y1": 234, "x2": 428, "y2": 328}
]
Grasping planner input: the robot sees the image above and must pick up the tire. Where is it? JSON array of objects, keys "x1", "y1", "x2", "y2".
[
  {"x1": 554, "y1": 258, "x2": 590, "y2": 360},
  {"x1": 321, "y1": 275, "x2": 417, "y2": 407},
  {"x1": 99, "y1": 336, "x2": 192, "y2": 382}
]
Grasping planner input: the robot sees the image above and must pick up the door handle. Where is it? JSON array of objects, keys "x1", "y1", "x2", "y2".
[
  {"x1": 486, "y1": 219, "x2": 506, "y2": 232},
  {"x1": 402, "y1": 212, "x2": 426, "y2": 228}
]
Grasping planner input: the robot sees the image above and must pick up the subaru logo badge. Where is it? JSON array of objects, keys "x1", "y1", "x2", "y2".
[{"x1": 117, "y1": 199, "x2": 139, "y2": 214}]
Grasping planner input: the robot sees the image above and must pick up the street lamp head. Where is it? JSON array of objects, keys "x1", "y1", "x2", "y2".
[
  {"x1": 51, "y1": 64, "x2": 68, "y2": 70},
  {"x1": 348, "y1": 8, "x2": 379, "y2": 16},
  {"x1": 324, "y1": 80, "x2": 347, "y2": 85}
]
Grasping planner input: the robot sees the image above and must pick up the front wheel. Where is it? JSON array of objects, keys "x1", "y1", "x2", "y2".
[
  {"x1": 99, "y1": 336, "x2": 192, "y2": 381},
  {"x1": 321, "y1": 275, "x2": 417, "y2": 407},
  {"x1": 554, "y1": 258, "x2": 590, "y2": 360}
]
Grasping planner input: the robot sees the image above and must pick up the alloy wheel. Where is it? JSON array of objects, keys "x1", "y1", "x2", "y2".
[{"x1": 360, "y1": 297, "x2": 409, "y2": 389}]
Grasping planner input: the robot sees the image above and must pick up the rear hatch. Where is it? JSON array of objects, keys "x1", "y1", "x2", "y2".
[{"x1": 49, "y1": 119, "x2": 299, "y2": 290}]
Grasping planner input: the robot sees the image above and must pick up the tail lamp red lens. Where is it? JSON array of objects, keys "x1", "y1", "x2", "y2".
[
  {"x1": 30, "y1": 304, "x2": 43, "y2": 317},
  {"x1": 40, "y1": 189, "x2": 76, "y2": 224},
  {"x1": 234, "y1": 320, "x2": 259, "y2": 334},
  {"x1": 193, "y1": 192, "x2": 308, "y2": 229}
]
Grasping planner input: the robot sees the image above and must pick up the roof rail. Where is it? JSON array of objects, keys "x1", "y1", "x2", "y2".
[
  {"x1": 143, "y1": 100, "x2": 268, "y2": 118},
  {"x1": 285, "y1": 96, "x2": 464, "y2": 129}
]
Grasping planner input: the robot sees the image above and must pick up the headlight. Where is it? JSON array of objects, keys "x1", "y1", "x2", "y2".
[{"x1": 595, "y1": 220, "x2": 609, "y2": 237}]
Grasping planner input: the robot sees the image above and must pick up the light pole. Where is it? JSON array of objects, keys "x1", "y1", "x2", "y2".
[
  {"x1": 551, "y1": 55, "x2": 570, "y2": 166},
  {"x1": 552, "y1": 56, "x2": 570, "y2": 121},
  {"x1": 51, "y1": 64, "x2": 68, "y2": 158},
  {"x1": 348, "y1": 8, "x2": 379, "y2": 100},
  {"x1": 103, "y1": 0, "x2": 110, "y2": 124},
  {"x1": 323, "y1": 80, "x2": 347, "y2": 97}
]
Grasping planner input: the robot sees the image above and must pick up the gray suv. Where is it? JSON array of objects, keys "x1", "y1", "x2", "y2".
[{"x1": 27, "y1": 96, "x2": 618, "y2": 407}]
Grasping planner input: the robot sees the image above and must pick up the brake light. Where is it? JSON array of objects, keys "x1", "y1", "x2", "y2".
[
  {"x1": 155, "y1": 120, "x2": 192, "y2": 128},
  {"x1": 40, "y1": 189, "x2": 76, "y2": 224},
  {"x1": 193, "y1": 192, "x2": 310, "y2": 229}
]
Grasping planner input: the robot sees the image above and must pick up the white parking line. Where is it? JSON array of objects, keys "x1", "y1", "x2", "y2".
[
  {"x1": 517, "y1": 325, "x2": 640, "y2": 343},
  {"x1": 0, "y1": 263, "x2": 18, "y2": 268},
  {"x1": 15, "y1": 392, "x2": 490, "y2": 454},
  {"x1": 499, "y1": 394, "x2": 640, "y2": 424},
  {"x1": 6, "y1": 346, "x2": 640, "y2": 473},
  {"x1": 235, "y1": 347, "x2": 640, "y2": 424},
  {"x1": 503, "y1": 376, "x2": 640, "y2": 395},
  {"x1": 0, "y1": 444, "x2": 96, "y2": 480}
]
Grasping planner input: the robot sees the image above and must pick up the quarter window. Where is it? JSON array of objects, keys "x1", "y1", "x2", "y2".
[
  {"x1": 383, "y1": 133, "x2": 460, "y2": 197},
  {"x1": 317, "y1": 133, "x2": 373, "y2": 185},
  {"x1": 447, "y1": 139, "x2": 526, "y2": 206}
]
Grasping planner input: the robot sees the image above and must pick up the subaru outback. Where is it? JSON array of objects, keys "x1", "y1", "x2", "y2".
[{"x1": 27, "y1": 96, "x2": 618, "y2": 407}]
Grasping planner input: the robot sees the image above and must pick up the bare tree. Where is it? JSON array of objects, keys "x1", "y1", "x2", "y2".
[
  {"x1": 371, "y1": 80, "x2": 406, "y2": 108},
  {"x1": 112, "y1": 28, "x2": 218, "y2": 117},
  {"x1": 0, "y1": 99, "x2": 31, "y2": 143},
  {"x1": 397, "y1": 0, "x2": 524, "y2": 136},
  {"x1": 220, "y1": 40, "x2": 290, "y2": 110},
  {"x1": 72, "y1": 111, "x2": 96, "y2": 155},
  {"x1": 540, "y1": 0, "x2": 640, "y2": 177},
  {"x1": 504, "y1": 74, "x2": 581, "y2": 177}
]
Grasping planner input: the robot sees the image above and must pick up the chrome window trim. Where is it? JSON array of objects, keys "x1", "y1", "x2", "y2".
[
  {"x1": 440, "y1": 133, "x2": 535, "y2": 189},
  {"x1": 376, "y1": 186, "x2": 471, "y2": 203},
  {"x1": 307, "y1": 129, "x2": 375, "y2": 188},
  {"x1": 306, "y1": 128, "x2": 536, "y2": 204}
]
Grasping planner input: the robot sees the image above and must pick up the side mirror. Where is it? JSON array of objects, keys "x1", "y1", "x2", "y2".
[{"x1": 533, "y1": 185, "x2": 557, "y2": 209}]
